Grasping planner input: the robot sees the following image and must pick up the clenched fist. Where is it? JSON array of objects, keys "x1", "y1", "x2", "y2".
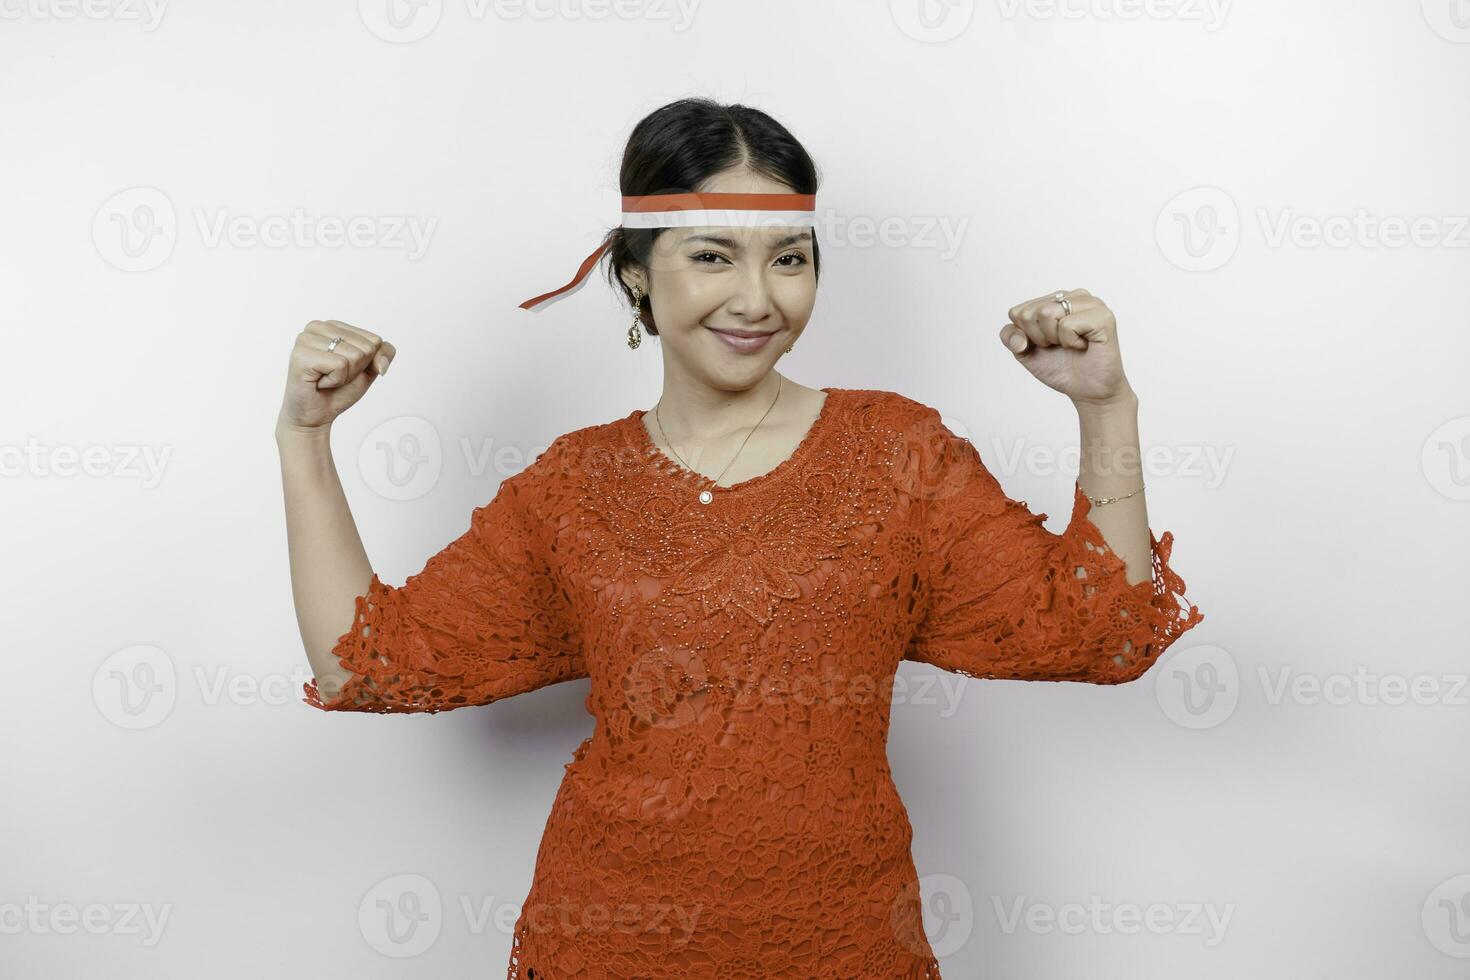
[
  {"x1": 277, "y1": 319, "x2": 397, "y2": 433},
  {"x1": 998, "y1": 288, "x2": 1137, "y2": 410}
]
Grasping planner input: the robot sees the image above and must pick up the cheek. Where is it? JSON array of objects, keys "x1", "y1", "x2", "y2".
[
  {"x1": 658, "y1": 275, "x2": 726, "y2": 322},
  {"x1": 771, "y1": 277, "x2": 817, "y2": 319}
]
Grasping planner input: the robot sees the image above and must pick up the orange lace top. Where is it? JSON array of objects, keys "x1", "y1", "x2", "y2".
[{"x1": 303, "y1": 387, "x2": 1204, "y2": 979}]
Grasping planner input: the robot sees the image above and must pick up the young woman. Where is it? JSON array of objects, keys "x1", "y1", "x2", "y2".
[{"x1": 276, "y1": 97, "x2": 1203, "y2": 979}]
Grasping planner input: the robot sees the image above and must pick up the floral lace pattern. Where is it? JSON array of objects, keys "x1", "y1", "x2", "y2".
[
  {"x1": 901, "y1": 398, "x2": 1205, "y2": 684},
  {"x1": 302, "y1": 387, "x2": 1204, "y2": 978}
]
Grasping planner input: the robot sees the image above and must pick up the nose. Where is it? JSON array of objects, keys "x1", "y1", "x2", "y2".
[{"x1": 724, "y1": 262, "x2": 775, "y2": 322}]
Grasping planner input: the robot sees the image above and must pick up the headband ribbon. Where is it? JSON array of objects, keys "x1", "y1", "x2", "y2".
[{"x1": 518, "y1": 191, "x2": 818, "y2": 312}]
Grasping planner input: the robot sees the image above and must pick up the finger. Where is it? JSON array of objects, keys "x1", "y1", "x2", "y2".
[
  {"x1": 326, "y1": 320, "x2": 392, "y2": 376},
  {"x1": 1041, "y1": 295, "x2": 1101, "y2": 350},
  {"x1": 1028, "y1": 291, "x2": 1081, "y2": 346},
  {"x1": 315, "y1": 318, "x2": 382, "y2": 348},
  {"x1": 1030, "y1": 289, "x2": 1088, "y2": 321},
  {"x1": 999, "y1": 323, "x2": 1032, "y2": 355},
  {"x1": 1008, "y1": 294, "x2": 1058, "y2": 320},
  {"x1": 304, "y1": 319, "x2": 362, "y2": 343},
  {"x1": 1036, "y1": 300, "x2": 1066, "y2": 338},
  {"x1": 304, "y1": 329, "x2": 369, "y2": 359},
  {"x1": 1025, "y1": 290, "x2": 1101, "y2": 348},
  {"x1": 1007, "y1": 303, "x2": 1050, "y2": 349},
  {"x1": 375, "y1": 339, "x2": 397, "y2": 376},
  {"x1": 291, "y1": 345, "x2": 355, "y2": 389},
  {"x1": 1009, "y1": 289, "x2": 1080, "y2": 322},
  {"x1": 1022, "y1": 314, "x2": 1051, "y2": 348},
  {"x1": 1057, "y1": 308, "x2": 1113, "y2": 345},
  {"x1": 1056, "y1": 318, "x2": 1087, "y2": 350},
  {"x1": 305, "y1": 320, "x2": 388, "y2": 376},
  {"x1": 298, "y1": 329, "x2": 373, "y2": 386},
  {"x1": 305, "y1": 331, "x2": 373, "y2": 377}
]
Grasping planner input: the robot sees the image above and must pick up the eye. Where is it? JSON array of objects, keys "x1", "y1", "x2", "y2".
[{"x1": 690, "y1": 250, "x2": 809, "y2": 267}]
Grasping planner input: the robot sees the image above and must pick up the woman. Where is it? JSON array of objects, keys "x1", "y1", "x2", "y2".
[{"x1": 276, "y1": 97, "x2": 1203, "y2": 979}]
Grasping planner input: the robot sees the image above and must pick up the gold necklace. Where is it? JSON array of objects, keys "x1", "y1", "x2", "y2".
[{"x1": 653, "y1": 375, "x2": 784, "y2": 505}]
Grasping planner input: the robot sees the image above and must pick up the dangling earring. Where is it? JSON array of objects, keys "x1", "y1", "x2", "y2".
[
  {"x1": 785, "y1": 343, "x2": 794, "y2": 353},
  {"x1": 627, "y1": 284, "x2": 644, "y2": 350}
]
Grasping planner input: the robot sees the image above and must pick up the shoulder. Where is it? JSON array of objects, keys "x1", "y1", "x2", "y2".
[
  {"x1": 497, "y1": 412, "x2": 631, "y2": 499},
  {"x1": 828, "y1": 387, "x2": 951, "y2": 437},
  {"x1": 472, "y1": 423, "x2": 601, "y2": 532},
  {"x1": 509, "y1": 422, "x2": 601, "y2": 487},
  {"x1": 830, "y1": 389, "x2": 984, "y2": 493}
]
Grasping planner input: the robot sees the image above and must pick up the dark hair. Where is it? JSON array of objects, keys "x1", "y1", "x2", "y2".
[{"x1": 603, "y1": 98, "x2": 822, "y2": 336}]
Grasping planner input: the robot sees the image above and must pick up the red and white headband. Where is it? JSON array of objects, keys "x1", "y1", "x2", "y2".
[{"x1": 518, "y1": 191, "x2": 818, "y2": 313}]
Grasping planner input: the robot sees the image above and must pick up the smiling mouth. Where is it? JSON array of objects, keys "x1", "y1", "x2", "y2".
[{"x1": 705, "y1": 326, "x2": 779, "y2": 338}]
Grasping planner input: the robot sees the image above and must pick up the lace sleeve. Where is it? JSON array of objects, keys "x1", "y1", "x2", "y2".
[
  {"x1": 302, "y1": 457, "x2": 586, "y2": 714},
  {"x1": 902, "y1": 406, "x2": 1203, "y2": 685}
]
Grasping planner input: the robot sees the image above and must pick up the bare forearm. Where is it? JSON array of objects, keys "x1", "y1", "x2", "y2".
[
  {"x1": 275, "y1": 422, "x2": 375, "y2": 685},
  {"x1": 1075, "y1": 393, "x2": 1152, "y2": 586}
]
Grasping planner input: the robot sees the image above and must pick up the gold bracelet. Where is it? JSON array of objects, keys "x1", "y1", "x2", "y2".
[{"x1": 1078, "y1": 480, "x2": 1145, "y2": 507}]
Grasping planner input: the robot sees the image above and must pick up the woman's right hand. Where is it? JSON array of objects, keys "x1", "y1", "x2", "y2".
[{"x1": 277, "y1": 319, "x2": 397, "y2": 433}]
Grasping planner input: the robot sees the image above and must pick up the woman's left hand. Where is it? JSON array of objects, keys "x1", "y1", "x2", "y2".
[{"x1": 998, "y1": 288, "x2": 1137, "y2": 410}]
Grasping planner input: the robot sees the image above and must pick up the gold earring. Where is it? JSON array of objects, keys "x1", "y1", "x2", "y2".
[
  {"x1": 627, "y1": 285, "x2": 644, "y2": 349},
  {"x1": 785, "y1": 344, "x2": 794, "y2": 353}
]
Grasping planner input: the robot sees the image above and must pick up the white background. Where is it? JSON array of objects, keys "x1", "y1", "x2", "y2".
[{"x1": 3, "y1": 0, "x2": 1468, "y2": 976}]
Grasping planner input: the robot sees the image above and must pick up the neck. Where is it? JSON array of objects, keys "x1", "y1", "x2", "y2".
[{"x1": 653, "y1": 371, "x2": 787, "y2": 441}]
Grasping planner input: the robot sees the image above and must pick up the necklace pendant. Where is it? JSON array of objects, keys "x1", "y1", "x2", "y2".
[{"x1": 698, "y1": 489, "x2": 714, "y2": 505}]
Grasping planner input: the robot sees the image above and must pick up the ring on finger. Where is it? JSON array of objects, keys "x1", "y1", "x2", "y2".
[
  {"x1": 326, "y1": 336, "x2": 344, "y2": 352},
  {"x1": 1052, "y1": 291, "x2": 1071, "y2": 317}
]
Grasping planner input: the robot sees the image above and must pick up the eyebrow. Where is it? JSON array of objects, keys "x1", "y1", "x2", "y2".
[{"x1": 682, "y1": 230, "x2": 814, "y2": 250}]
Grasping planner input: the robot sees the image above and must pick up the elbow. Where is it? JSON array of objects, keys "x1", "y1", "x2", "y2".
[
  {"x1": 1058, "y1": 636, "x2": 1165, "y2": 686},
  {"x1": 302, "y1": 672, "x2": 362, "y2": 711},
  {"x1": 1093, "y1": 646, "x2": 1160, "y2": 685},
  {"x1": 1089, "y1": 606, "x2": 1207, "y2": 685},
  {"x1": 302, "y1": 670, "x2": 396, "y2": 712}
]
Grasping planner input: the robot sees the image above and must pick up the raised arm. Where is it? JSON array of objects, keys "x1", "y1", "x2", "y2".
[
  {"x1": 275, "y1": 319, "x2": 587, "y2": 714},
  {"x1": 904, "y1": 286, "x2": 1204, "y2": 683},
  {"x1": 275, "y1": 319, "x2": 396, "y2": 705}
]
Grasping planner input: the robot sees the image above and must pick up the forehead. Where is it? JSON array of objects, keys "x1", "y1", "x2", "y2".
[{"x1": 667, "y1": 225, "x2": 814, "y2": 249}]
